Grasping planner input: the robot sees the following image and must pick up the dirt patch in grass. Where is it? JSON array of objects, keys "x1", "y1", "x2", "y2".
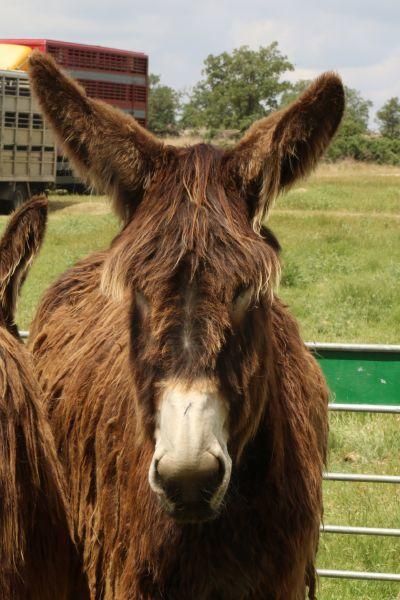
[
  {"x1": 275, "y1": 208, "x2": 400, "y2": 220},
  {"x1": 163, "y1": 134, "x2": 205, "y2": 146},
  {"x1": 315, "y1": 160, "x2": 400, "y2": 178},
  {"x1": 55, "y1": 202, "x2": 110, "y2": 216}
]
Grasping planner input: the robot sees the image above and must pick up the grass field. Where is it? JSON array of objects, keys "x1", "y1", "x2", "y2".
[
  {"x1": 270, "y1": 162, "x2": 400, "y2": 345},
  {"x1": 1, "y1": 161, "x2": 399, "y2": 599}
]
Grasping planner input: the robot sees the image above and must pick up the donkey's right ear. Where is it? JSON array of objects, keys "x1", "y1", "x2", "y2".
[
  {"x1": 28, "y1": 51, "x2": 170, "y2": 222},
  {"x1": 224, "y1": 73, "x2": 344, "y2": 229}
]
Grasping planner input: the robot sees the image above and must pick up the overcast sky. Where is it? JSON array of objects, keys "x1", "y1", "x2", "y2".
[{"x1": 2, "y1": 0, "x2": 400, "y2": 121}]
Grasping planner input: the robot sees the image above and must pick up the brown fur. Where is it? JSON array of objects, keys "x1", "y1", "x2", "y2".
[
  {"x1": 28, "y1": 53, "x2": 344, "y2": 599},
  {"x1": 0, "y1": 197, "x2": 89, "y2": 599}
]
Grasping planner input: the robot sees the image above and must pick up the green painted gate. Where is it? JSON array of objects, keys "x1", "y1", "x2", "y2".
[{"x1": 307, "y1": 343, "x2": 400, "y2": 406}]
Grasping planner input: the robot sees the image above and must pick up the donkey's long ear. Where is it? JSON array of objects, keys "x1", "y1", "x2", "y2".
[
  {"x1": 28, "y1": 51, "x2": 167, "y2": 221},
  {"x1": 225, "y1": 73, "x2": 344, "y2": 228},
  {"x1": 0, "y1": 196, "x2": 47, "y2": 337}
]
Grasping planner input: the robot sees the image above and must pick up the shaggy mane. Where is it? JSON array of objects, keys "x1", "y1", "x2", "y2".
[{"x1": 101, "y1": 143, "x2": 281, "y2": 303}]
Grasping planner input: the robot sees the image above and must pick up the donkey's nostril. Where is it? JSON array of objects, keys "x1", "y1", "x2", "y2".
[{"x1": 156, "y1": 452, "x2": 223, "y2": 506}]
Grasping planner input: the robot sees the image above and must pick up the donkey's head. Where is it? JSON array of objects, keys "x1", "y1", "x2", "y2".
[
  {"x1": 29, "y1": 53, "x2": 343, "y2": 523},
  {"x1": 0, "y1": 196, "x2": 48, "y2": 338}
]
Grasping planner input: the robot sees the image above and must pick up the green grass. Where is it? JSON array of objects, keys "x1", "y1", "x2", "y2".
[
  {"x1": 266, "y1": 164, "x2": 400, "y2": 344},
  {"x1": 271, "y1": 213, "x2": 400, "y2": 343},
  {"x1": 0, "y1": 195, "x2": 119, "y2": 329},
  {"x1": 280, "y1": 163, "x2": 400, "y2": 214},
  {"x1": 0, "y1": 165, "x2": 399, "y2": 599},
  {"x1": 282, "y1": 177, "x2": 400, "y2": 213}
]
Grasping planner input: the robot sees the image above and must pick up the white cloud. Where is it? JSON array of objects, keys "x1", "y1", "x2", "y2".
[
  {"x1": 1, "y1": 0, "x2": 399, "y2": 117},
  {"x1": 289, "y1": 56, "x2": 400, "y2": 104},
  {"x1": 230, "y1": 12, "x2": 400, "y2": 120},
  {"x1": 340, "y1": 56, "x2": 400, "y2": 112},
  {"x1": 230, "y1": 14, "x2": 400, "y2": 69}
]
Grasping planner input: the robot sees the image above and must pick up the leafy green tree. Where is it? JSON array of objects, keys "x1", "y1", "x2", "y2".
[
  {"x1": 148, "y1": 74, "x2": 181, "y2": 135},
  {"x1": 181, "y1": 43, "x2": 293, "y2": 131},
  {"x1": 340, "y1": 87, "x2": 372, "y2": 136},
  {"x1": 376, "y1": 97, "x2": 400, "y2": 139},
  {"x1": 325, "y1": 86, "x2": 372, "y2": 161}
]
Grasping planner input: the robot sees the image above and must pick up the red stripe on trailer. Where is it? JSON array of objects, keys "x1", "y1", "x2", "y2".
[
  {"x1": 0, "y1": 38, "x2": 148, "y2": 128},
  {"x1": 0, "y1": 38, "x2": 47, "y2": 53},
  {"x1": 0, "y1": 39, "x2": 147, "y2": 58},
  {"x1": 0, "y1": 39, "x2": 147, "y2": 76}
]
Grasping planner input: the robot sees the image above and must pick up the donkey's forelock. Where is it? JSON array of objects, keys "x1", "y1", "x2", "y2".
[{"x1": 100, "y1": 143, "x2": 281, "y2": 303}]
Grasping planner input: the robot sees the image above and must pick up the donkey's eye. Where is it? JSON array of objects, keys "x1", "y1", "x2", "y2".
[
  {"x1": 233, "y1": 285, "x2": 252, "y2": 305},
  {"x1": 231, "y1": 285, "x2": 253, "y2": 322}
]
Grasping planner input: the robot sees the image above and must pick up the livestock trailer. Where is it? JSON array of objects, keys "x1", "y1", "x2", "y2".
[
  {"x1": 0, "y1": 66, "x2": 56, "y2": 208},
  {"x1": 0, "y1": 39, "x2": 149, "y2": 205}
]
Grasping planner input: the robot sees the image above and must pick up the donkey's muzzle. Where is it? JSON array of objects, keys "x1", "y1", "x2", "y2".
[
  {"x1": 149, "y1": 379, "x2": 232, "y2": 522},
  {"x1": 155, "y1": 452, "x2": 224, "y2": 522}
]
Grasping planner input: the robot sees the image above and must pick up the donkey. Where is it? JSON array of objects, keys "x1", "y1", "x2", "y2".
[
  {"x1": 0, "y1": 196, "x2": 89, "y2": 599},
  {"x1": 28, "y1": 51, "x2": 344, "y2": 599}
]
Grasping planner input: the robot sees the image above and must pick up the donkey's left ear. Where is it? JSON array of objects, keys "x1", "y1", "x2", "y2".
[
  {"x1": 0, "y1": 196, "x2": 48, "y2": 336},
  {"x1": 225, "y1": 73, "x2": 344, "y2": 228},
  {"x1": 28, "y1": 51, "x2": 170, "y2": 222}
]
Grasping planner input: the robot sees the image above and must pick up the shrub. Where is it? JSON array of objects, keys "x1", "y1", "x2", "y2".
[{"x1": 327, "y1": 135, "x2": 400, "y2": 165}]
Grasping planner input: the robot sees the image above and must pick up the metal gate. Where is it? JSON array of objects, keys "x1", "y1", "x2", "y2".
[{"x1": 307, "y1": 343, "x2": 400, "y2": 586}]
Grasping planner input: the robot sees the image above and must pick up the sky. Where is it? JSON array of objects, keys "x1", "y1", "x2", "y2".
[{"x1": 2, "y1": 0, "x2": 400, "y2": 123}]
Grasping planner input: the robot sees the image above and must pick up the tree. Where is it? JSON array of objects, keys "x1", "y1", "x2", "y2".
[
  {"x1": 376, "y1": 97, "x2": 400, "y2": 139},
  {"x1": 181, "y1": 43, "x2": 293, "y2": 131},
  {"x1": 148, "y1": 74, "x2": 181, "y2": 136},
  {"x1": 339, "y1": 87, "x2": 372, "y2": 136}
]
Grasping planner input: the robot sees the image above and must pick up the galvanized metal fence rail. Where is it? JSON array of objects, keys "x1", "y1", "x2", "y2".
[{"x1": 318, "y1": 404, "x2": 400, "y2": 583}]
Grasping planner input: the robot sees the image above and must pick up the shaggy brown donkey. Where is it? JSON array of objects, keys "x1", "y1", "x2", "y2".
[
  {"x1": 0, "y1": 196, "x2": 89, "y2": 599},
  {"x1": 28, "y1": 51, "x2": 344, "y2": 599}
]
